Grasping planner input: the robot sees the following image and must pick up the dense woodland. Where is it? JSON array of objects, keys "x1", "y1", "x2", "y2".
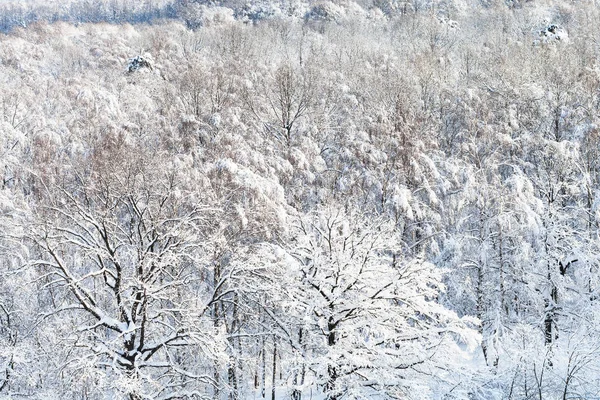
[{"x1": 1, "y1": 0, "x2": 600, "y2": 399}]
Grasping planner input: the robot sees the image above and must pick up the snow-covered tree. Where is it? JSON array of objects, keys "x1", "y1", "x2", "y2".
[
  {"x1": 274, "y1": 208, "x2": 479, "y2": 399},
  {"x1": 27, "y1": 144, "x2": 230, "y2": 399}
]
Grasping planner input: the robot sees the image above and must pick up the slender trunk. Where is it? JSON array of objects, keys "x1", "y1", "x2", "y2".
[
  {"x1": 326, "y1": 319, "x2": 338, "y2": 400},
  {"x1": 271, "y1": 340, "x2": 277, "y2": 400},
  {"x1": 292, "y1": 328, "x2": 304, "y2": 400},
  {"x1": 228, "y1": 357, "x2": 237, "y2": 400},
  {"x1": 476, "y1": 208, "x2": 492, "y2": 366},
  {"x1": 498, "y1": 222, "x2": 506, "y2": 316},
  {"x1": 544, "y1": 297, "x2": 553, "y2": 345},
  {"x1": 543, "y1": 263, "x2": 557, "y2": 345},
  {"x1": 554, "y1": 105, "x2": 561, "y2": 141},
  {"x1": 254, "y1": 353, "x2": 259, "y2": 390},
  {"x1": 535, "y1": 364, "x2": 543, "y2": 400},
  {"x1": 213, "y1": 260, "x2": 223, "y2": 399},
  {"x1": 261, "y1": 336, "x2": 266, "y2": 398},
  {"x1": 228, "y1": 293, "x2": 240, "y2": 400},
  {"x1": 212, "y1": 363, "x2": 221, "y2": 399},
  {"x1": 524, "y1": 368, "x2": 529, "y2": 399},
  {"x1": 543, "y1": 216, "x2": 557, "y2": 348},
  {"x1": 587, "y1": 184, "x2": 594, "y2": 295},
  {"x1": 545, "y1": 284, "x2": 558, "y2": 346},
  {"x1": 477, "y1": 260, "x2": 488, "y2": 363}
]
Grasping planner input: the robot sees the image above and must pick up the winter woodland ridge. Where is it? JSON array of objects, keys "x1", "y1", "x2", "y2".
[{"x1": 1, "y1": 0, "x2": 600, "y2": 399}]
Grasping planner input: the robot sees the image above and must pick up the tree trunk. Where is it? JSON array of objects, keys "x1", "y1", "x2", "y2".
[
  {"x1": 292, "y1": 328, "x2": 304, "y2": 400},
  {"x1": 261, "y1": 336, "x2": 266, "y2": 398},
  {"x1": 271, "y1": 340, "x2": 277, "y2": 400},
  {"x1": 228, "y1": 293, "x2": 240, "y2": 400},
  {"x1": 213, "y1": 261, "x2": 222, "y2": 399},
  {"x1": 326, "y1": 319, "x2": 338, "y2": 400}
]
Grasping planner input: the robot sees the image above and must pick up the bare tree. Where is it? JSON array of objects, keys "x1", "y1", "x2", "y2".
[{"x1": 28, "y1": 146, "x2": 231, "y2": 399}]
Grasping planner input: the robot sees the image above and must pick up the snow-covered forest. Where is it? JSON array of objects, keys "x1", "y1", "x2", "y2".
[{"x1": 1, "y1": 0, "x2": 600, "y2": 399}]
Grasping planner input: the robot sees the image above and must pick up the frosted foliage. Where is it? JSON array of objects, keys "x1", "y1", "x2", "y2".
[
  {"x1": 274, "y1": 210, "x2": 480, "y2": 399},
  {"x1": 1, "y1": 2, "x2": 600, "y2": 399}
]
